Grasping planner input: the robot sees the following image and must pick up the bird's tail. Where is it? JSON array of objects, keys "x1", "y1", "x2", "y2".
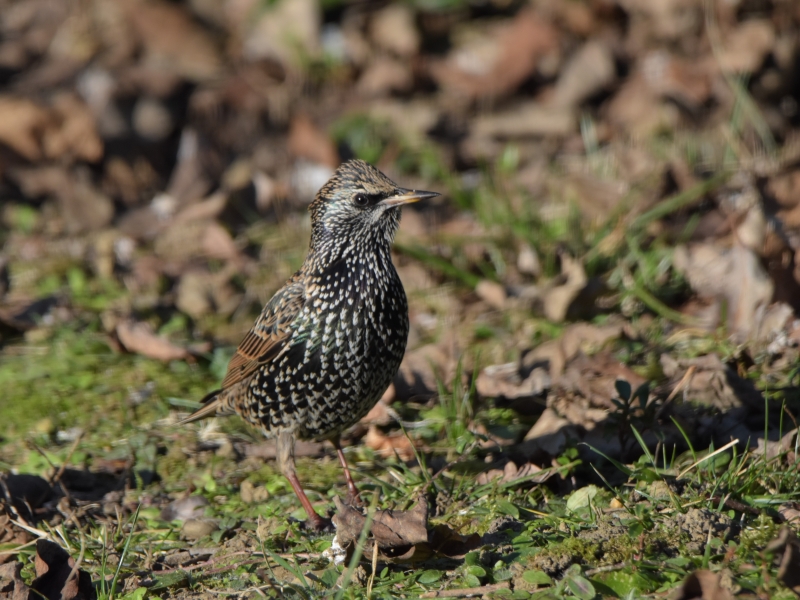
[{"x1": 178, "y1": 389, "x2": 232, "y2": 425}]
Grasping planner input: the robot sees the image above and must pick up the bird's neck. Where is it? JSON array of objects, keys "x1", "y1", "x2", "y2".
[{"x1": 305, "y1": 218, "x2": 399, "y2": 274}]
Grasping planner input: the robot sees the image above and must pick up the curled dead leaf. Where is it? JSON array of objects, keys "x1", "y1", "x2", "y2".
[
  {"x1": 673, "y1": 570, "x2": 734, "y2": 600},
  {"x1": 363, "y1": 425, "x2": 416, "y2": 461},
  {"x1": 430, "y1": 9, "x2": 557, "y2": 100},
  {"x1": 475, "y1": 461, "x2": 550, "y2": 486},
  {"x1": 32, "y1": 539, "x2": 96, "y2": 600},
  {"x1": 0, "y1": 561, "x2": 30, "y2": 598},
  {"x1": 115, "y1": 319, "x2": 190, "y2": 362},
  {"x1": 332, "y1": 496, "x2": 431, "y2": 562},
  {"x1": 0, "y1": 95, "x2": 50, "y2": 160}
]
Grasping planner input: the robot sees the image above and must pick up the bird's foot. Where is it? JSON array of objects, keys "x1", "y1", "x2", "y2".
[
  {"x1": 344, "y1": 488, "x2": 364, "y2": 509},
  {"x1": 302, "y1": 513, "x2": 334, "y2": 533}
]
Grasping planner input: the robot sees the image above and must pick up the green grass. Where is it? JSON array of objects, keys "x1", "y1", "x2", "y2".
[
  {"x1": 2, "y1": 88, "x2": 798, "y2": 597},
  {"x1": 3, "y1": 324, "x2": 799, "y2": 598}
]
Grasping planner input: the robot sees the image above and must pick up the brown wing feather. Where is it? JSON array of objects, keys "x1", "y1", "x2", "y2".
[{"x1": 219, "y1": 276, "x2": 306, "y2": 390}]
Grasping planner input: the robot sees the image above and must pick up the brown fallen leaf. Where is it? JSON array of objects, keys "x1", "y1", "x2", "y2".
[
  {"x1": 0, "y1": 561, "x2": 30, "y2": 599},
  {"x1": 2, "y1": 473, "x2": 53, "y2": 520},
  {"x1": 778, "y1": 504, "x2": 800, "y2": 524},
  {"x1": 429, "y1": 9, "x2": 557, "y2": 100},
  {"x1": 475, "y1": 461, "x2": 550, "y2": 486},
  {"x1": 755, "y1": 428, "x2": 797, "y2": 463},
  {"x1": 0, "y1": 513, "x2": 31, "y2": 565},
  {"x1": 660, "y1": 354, "x2": 763, "y2": 411},
  {"x1": 363, "y1": 425, "x2": 417, "y2": 461},
  {"x1": 716, "y1": 19, "x2": 774, "y2": 74},
  {"x1": 550, "y1": 40, "x2": 616, "y2": 108},
  {"x1": 673, "y1": 244, "x2": 773, "y2": 342},
  {"x1": 428, "y1": 524, "x2": 481, "y2": 560},
  {"x1": 43, "y1": 92, "x2": 103, "y2": 162},
  {"x1": 369, "y1": 4, "x2": 420, "y2": 58},
  {"x1": 31, "y1": 539, "x2": 96, "y2": 600},
  {"x1": 519, "y1": 321, "x2": 624, "y2": 384},
  {"x1": 558, "y1": 351, "x2": 647, "y2": 412},
  {"x1": 125, "y1": 0, "x2": 222, "y2": 82},
  {"x1": 244, "y1": 440, "x2": 325, "y2": 460},
  {"x1": 359, "y1": 387, "x2": 395, "y2": 426},
  {"x1": 288, "y1": 113, "x2": 339, "y2": 169},
  {"x1": 0, "y1": 95, "x2": 50, "y2": 160},
  {"x1": 673, "y1": 570, "x2": 734, "y2": 600},
  {"x1": 394, "y1": 341, "x2": 458, "y2": 402},
  {"x1": 766, "y1": 528, "x2": 800, "y2": 595},
  {"x1": 475, "y1": 361, "x2": 550, "y2": 408},
  {"x1": 333, "y1": 502, "x2": 481, "y2": 563},
  {"x1": 333, "y1": 496, "x2": 430, "y2": 562},
  {"x1": 115, "y1": 319, "x2": 190, "y2": 362}
]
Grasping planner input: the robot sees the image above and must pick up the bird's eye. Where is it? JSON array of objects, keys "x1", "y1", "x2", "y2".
[{"x1": 353, "y1": 193, "x2": 370, "y2": 207}]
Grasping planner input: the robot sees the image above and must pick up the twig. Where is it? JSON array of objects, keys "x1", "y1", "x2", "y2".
[
  {"x1": 677, "y1": 439, "x2": 740, "y2": 479},
  {"x1": 419, "y1": 582, "x2": 510, "y2": 598},
  {"x1": 9, "y1": 519, "x2": 56, "y2": 542}
]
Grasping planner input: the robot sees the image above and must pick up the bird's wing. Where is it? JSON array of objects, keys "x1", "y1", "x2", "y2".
[{"x1": 220, "y1": 276, "x2": 306, "y2": 389}]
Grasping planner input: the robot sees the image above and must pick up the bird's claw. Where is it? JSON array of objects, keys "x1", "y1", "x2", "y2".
[{"x1": 302, "y1": 514, "x2": 334, "y2": 533}]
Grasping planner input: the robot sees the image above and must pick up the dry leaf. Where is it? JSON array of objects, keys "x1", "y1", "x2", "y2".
[
  {"x1": 766, "y1": 528, "x2": 800, "y2": 595},
  {"x1": 363, "y1": 425, "x2": 416, "y2": 461},
  {"x1": 673, "y1": 570, "x2": 734, "y2": 600},
  {"x1": 244, "y1": 440, "x2": 325, "y2": 460},
  {"x1": 0, "y1": 561, "x2": 30, "y2": 598},
  {"x1": 660, "y1": 354, "x2": 763, "y2": 411},
  {"x1": 115, "y1": 319, "x2": 190, "y2": 362},
  {"x1": 674, "y1": 244, "x2": 774, "y2": 342},
  {"x1": 127, "y1": 0, "x2": 221, "y2": 82},
  {"x1": 429, "y1": 524, "x2": 481, "y2": 560},
  {"x1": 31, "y1": 539, "x2": 96, "y2": 600},
  {"x1": 288, "y1": 113, "x2": 339, "y2": 169},
  {"x1": 778, "y1": 504, "x2": 800, "y2": 524},
  {"x1": 43, "y1": 93, "x2": 103, "y2": 162},
  {"x1": 475, "y1": 461, "x2": 550, "y2": 486},
  {"x1": 542, "y1": 254, "x2": 588, "y2": 323},
  {"x1": 0, "y1": 513, "x2": 31, "y2": 565},
  {"x1": 369, "y1": 4, "x2": 420, "y2": 57},
  {"x1": 0, "y1": 96, "x2": 50, "y2": 160},
  {"x1": 430, "y1": 9, "x2": 557, "y2": 100},
  {"x1": 475, "y1": 280, "x2": 507, "y2": 310},
  {"x1": 333, "y1": 496, "x2": 431, "y2": 562},
  {"x1": 476, "y1": 361, "x2": 550, "y2": 407},
  {"x1": 717, "y1": 20, "x2": 774, "y2": 74},
  {"x1": 550, "y1": 40, "x2": 616, "y2": 108}
]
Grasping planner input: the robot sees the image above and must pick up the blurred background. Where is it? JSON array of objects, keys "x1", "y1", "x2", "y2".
[
  {"x1": 5, "y1": 1, "x2": 800, "y2": 595},
  {"x1": 2, "y1": 0, "x2": 800, "y2": 473}
]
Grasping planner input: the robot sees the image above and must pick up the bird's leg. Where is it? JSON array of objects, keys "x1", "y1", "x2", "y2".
[
  {"x1": 277, "y1": 431, "x2": 331, "y2": 531},
  {"x1": 331, "y1": 436, "x2": 362, "y2": 507}
]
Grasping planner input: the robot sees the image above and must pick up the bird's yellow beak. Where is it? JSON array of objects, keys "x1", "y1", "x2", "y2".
[{"x1": 379, "y1": 188, "x2": 440, "y2": 207}]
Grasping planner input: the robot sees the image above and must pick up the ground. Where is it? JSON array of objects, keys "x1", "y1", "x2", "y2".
[{"x1": 2, "y1": 0, "x2": 800, "y2": 598}]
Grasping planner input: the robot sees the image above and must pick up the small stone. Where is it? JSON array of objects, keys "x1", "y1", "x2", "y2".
[
  {"x1": 161, "y1": 495, "x2": 209, "y2": 522},
  {"x1": 181, "y1": 518, "x2": 219, "y2": 540}
]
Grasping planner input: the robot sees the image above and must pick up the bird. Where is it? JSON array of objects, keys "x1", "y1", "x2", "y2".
[{"x1": 180, "y1": 159, "x2": 439, "y2": 530}]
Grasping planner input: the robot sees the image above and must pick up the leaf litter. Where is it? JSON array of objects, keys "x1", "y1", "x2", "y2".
[{"x1": 2, "y1": 0, "x2": 800, "y2": 597}]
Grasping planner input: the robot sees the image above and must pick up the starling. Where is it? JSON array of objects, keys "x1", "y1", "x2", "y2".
[{"x1": 181, "y1": 159, "x2": 439, "y2": 530}]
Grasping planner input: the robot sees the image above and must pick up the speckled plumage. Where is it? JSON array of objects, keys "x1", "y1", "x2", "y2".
[{"x1": 182, "y1": 159, "x2": 438, "y2": 529}]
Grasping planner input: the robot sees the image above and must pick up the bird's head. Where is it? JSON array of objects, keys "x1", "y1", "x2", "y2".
[{"x1": 308, "y1": 159, "x2": 438, "y2": 258}]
